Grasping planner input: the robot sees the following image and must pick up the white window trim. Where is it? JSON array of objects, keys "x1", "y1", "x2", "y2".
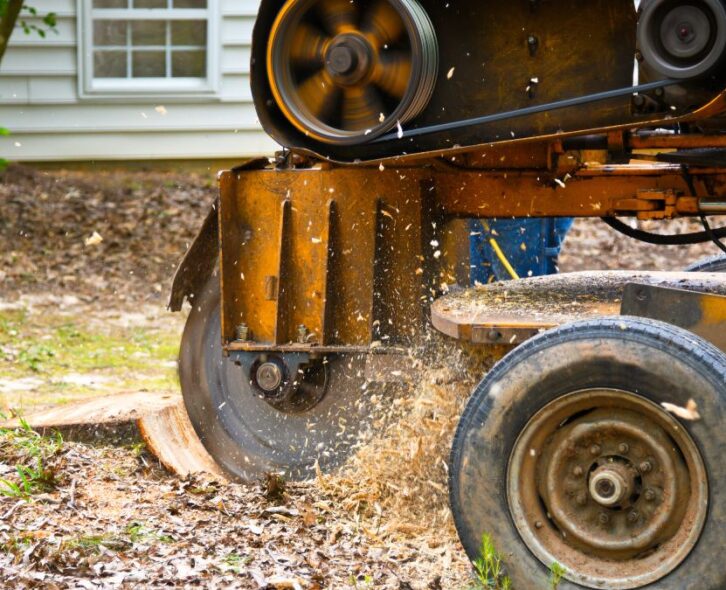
[{"x1": 77, "y1": 0, "x2": 221, "y2": 101}]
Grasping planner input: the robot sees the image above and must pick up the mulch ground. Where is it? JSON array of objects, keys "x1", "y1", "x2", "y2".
[
  {"x1": 0, "y1": 165, "x2": 214, "y2": 303},
  {"x1": 1, "y1": 163, "x2": 725, "y2": 589},
  {"x1": 1, "y1": 163, "x2": 723, "y2": 303},
  {"x1": 0, "y1": 440, "x2": 466, "y2": 589}
]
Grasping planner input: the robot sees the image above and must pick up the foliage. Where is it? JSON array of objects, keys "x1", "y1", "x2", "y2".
[
  {"x1": 469, "y1": 534, "x2": 512, "y2": 590},
  {"x1": 0, "y1": 419, "x2": 63, "y2": 499},
  {"x1": 16, "y1": 3, "x2": 56, "y2": 38},
  {"x1": 0, "y1": 1, "x2": 56, "y2": 39},
  {"x1": 221, "y1": 551, "x2": 253, "y2": 574},
  {"x1": 17, "y1": 343, "x2": 55, "y2": 372},
  {"x1": 125, "y1": 521, "x2": 174, "y2": 544},
  {"x1": 0, "y1": 126, "x2": 8, "y2": 169},
  {"x1": 0, "y1": 461, "x2": 57, "y2": 498},
  {"x1": 549, "y1": 562, "x2": 567, "y2": 590}
]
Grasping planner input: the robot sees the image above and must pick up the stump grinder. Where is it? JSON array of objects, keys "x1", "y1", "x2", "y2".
[{"x1": 171, "y1": 1, "x2": 726, "y2": 587}]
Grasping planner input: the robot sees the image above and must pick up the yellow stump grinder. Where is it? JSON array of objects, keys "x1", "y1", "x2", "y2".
[{"x1": 171, "y1": 1, "x2": 726, "y2": 587}]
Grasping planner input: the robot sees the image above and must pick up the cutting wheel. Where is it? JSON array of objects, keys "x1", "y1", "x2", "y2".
[
  {"x1": 179, "y1": 274, "x2": 376, "y2": 481},
  {"x1": 266, "y1": 0, "x2": 438, "y2": 144}
]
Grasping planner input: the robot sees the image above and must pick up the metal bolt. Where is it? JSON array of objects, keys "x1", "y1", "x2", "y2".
[
  {"x1": 627, "y1": 510, "x2": 640, "y2": 523},
  {"x1": 535, "y1": 521, "x2": 543, "y2": 529},
  {"x1": 644, "y1": 488, "x2": 657, "y2": 502},
  {"x1": 639, "y1": 461, "x2": 653, "y2": 474},
  {"x1": 297, "y1": 324, "x2": 308, "y2": 344},
  {"x1": 576, "y1": 491, "x2": 588, "y2": 506},
  {"x1": 235, "y1": 323, "x2": 249, "y2": 341},
  {"x1": 573, "y1": 466, "x2": 584, "y2": 477},
  {"x1": 527, "y1": 34, "x2": 539, "y2": 56},
  {"x1": 590, "y1": 444, "x2": 602, "y2": 456},
  {"x1": 618, "y1": 443, "x2": 630, "y2": 454},
  {"x1": 598, "y1": 512, "x2": 610, "y2": 525}
]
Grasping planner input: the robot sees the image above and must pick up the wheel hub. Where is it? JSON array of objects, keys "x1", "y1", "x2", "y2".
[
  {"x1": 589, "y1": 462, "x2": 635, "y2": 508},
  {"x1": 508, "y1": 390, "x2": 708, "y2": 589},
  {"x1": 660, "y1": 6, "x2": 711, "y2": 59},
  {"x1": 325, "y1": 34, "x2": 372, "y2": 83},
  {"x1": 255, "y1": 360, "x2": 284, "y2": 392},
  {"x1": 638, "y1": 0, "x2": 726, "y2": 78},
  {"x1": 244, "y1": 353, "x2": 329, "y2": 414}
]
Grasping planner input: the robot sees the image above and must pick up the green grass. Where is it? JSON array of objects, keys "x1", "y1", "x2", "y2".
[
  {"x1": 0, "y1": 306, "x2": 181, "y2": 411},
  {"x1": 221, "y1": 551, "x2": 253, "y2": 573},
  {"x1": 125, "y1": 521, "x2": 174, "y2": 545},
  {"x1": 0, "y1": 419, "x2": 63, "y2": 499},
  {"x1": 469, "y1": 534, "x2": 512, "y2": 590},
  {"x1": 63, "y1": 533, "x2": 129, "y2": 553},
  {"x1": 0, "y1": 463, "x2": 58, "y2": 499},
  {"x1": 463, "y1": 534, "x2": 569, "y2": 590},
  {"x1": 549, "y1": 562, "x2": 566, "y2": 589},
  {"x1": 348, "y1": 574, "x2": 374, "y2": 588}
]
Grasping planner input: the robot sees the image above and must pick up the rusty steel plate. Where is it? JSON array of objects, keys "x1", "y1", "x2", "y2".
[
  {"x1": 621, "y1": 283, "x2": 726, "y2": 353},
  {"x1": 431, "y1": 271, "x2": 726, "y2": 346}
]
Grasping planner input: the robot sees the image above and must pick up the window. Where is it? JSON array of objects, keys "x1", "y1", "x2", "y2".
[{"x1": 79, "y1": 0, "x2": 218, "y2": 97}]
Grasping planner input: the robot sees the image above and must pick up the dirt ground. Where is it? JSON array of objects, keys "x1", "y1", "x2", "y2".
[{"x1": 1, "y1": 164, "x2": 725, "y2": 589}]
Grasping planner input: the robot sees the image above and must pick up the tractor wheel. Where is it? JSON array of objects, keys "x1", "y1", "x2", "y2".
[
  {"x1": 179, "y1": 273, "x2": 376, "y2": 481},
  {"x1": 449, "y1": 317, "x2": 726, "y2": 590},
  {"x1": 686, "y1": 254, "x2": 726, "y2": 272}
]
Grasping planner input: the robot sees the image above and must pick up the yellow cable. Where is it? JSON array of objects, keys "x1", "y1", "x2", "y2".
[{"x1": 481, "y1": 221, "x2": 520, "y2": 280}]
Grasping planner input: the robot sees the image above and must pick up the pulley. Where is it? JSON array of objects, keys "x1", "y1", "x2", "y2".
[
  {"x1": 638, "y1": 0, "x2": 726, "y2": 78},
  {"x1": 266, "y1": 0, "x2": 438, "y2": 145}
]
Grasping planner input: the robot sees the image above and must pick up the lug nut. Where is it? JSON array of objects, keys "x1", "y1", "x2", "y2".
[
  {"x1": 644, "y1": 488, "x2": 656, "y2": 502},
  {"x1": 590, "y1": 444, "x2": 602, "y2": 456},
  {"x1": 535, "y1": 521, "x2": 543, "y2": 529},
  {"x1": 639, "y1": 461, "x2": 653, "y2": 474},
  {"x1": 627, "y1": 510, "x2": 640, "y2": 523},
  {"x1": 598, "y1": 512, "x2": 610, "y2": 525},
  {"x1": 573, "y1": 466, "x2": 584, "y2": 477},
  {"x1": 618, "y1": 443, "x2": 629, "y2": 454}
]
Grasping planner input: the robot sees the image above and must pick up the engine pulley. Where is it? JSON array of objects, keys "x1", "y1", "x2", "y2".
[
  {"x1": 266, "y1": 0, "x2": 438, "y2": 145},
  {"x1": 638, "y1": 0, "x2": 726, "y2": 78}
]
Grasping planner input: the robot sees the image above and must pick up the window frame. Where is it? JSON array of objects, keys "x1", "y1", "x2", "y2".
[{"x1": 77, "y1": 0, "x2": 220, "y2": 100}]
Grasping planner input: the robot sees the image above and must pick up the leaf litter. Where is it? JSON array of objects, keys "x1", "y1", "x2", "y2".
[{"x1": 2, "y1": 164, "x2": 724, "y2": 588}]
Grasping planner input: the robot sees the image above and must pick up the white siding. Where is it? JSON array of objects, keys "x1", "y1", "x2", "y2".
[{"x1": 0, "y1": 0, "x2": 277, "y2": 161}]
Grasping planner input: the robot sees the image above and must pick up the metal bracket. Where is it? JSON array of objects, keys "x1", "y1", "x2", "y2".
[{"x1": 621, "y1": 283, "x2": 726, "y2": 353}]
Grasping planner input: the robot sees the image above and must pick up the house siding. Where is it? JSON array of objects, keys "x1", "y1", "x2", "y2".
[{"x1": 0, "y1": 0, "x2": 277, "y2": 161}]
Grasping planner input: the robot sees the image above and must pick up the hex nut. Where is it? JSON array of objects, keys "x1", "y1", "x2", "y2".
[{"x1": 639, "y1": 461, "x2": 653, "y2": 473}]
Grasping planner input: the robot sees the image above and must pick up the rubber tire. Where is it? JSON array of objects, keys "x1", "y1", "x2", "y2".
[
  {"x1": 179, "y1": 272, "x2": 376, "y2": 482},
  {"x1": 686, "y1": 254, "x2": 726, "y2": 273},
  {"x1": 449, "y1": 317, "x2": 726, "y2": 590}
]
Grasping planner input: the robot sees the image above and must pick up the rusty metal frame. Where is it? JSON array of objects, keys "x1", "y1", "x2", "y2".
[
  {"x1": 621, "y1": 283, "x2": 726, "y2": 353},
  {"x1": 208, "y1": 132, "x2": 726, "y2": 354}
]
